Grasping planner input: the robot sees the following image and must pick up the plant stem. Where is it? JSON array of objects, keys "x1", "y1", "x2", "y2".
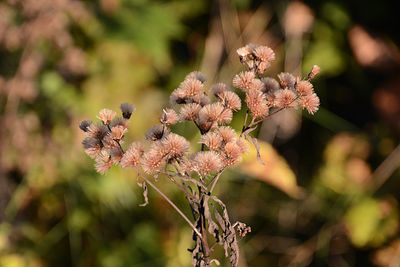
[
  {"x1": 133, "y1": 167, "x2": 202, "y2": 238},
  {"x1": 199, "y1": 189, "x2": 211, "y2": 266}
]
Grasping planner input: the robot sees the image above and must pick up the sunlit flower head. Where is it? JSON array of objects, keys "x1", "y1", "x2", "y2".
[
  {"x1": 162, "y1": 133, "x2": 190, "y2": 159},
  {"x1": 185, "y1": 71, "x2": 207, "y2": 83},
  {"x1": 233, "y1": 71, "x2": 255, "y2": 92},
  {"x1": 179, "y1": 103, "x2": 202, "y2": 121},
  {"x1": 245, "y1": 90, "x2": 269, "y2": 118},
  {"x1": 216, "y1": 126, "x2": 237, "y2": 144},
  {"x1": 218, "y1": 91, "x2": 241, "y2": 111},
  {"x1": 161, "y1": 108, "x2": 179, "y2": 125},
  {"x1": 308, "y1": 65, "x2": 320, "y2": 80},
  {"x1": 274, "y1": 89, "x2": 298, "y2": 108},
  {"x1": 201, "y1": 131, "x2": 222, "y2": 151},
  {"x1": 95, "y1": 151, "x2": 113, "y2": 174},
  {"x1": 301, "y1": 92, "x2": 320, "y2": 114},
  {"x1": 121, "y1": 142, "x2": 145, "y2": 168},
  {"x1": 277, "y1": 72, "x2": 296, "y2": 89},
  {"x1": 194, "y1": 151, "x2": 223, "y2": 175},
  {"x1": 179, "y1": 78, "x2": 203, "y2": 97},
  {"x1": 295, "y1": 79, "x2": 314, "y2": 96},
  {"x1": 253, "y1": 45, "x2": 275, "y2": 63},
  {"x1": 198, "y1": 102, "x2": 225, "y2": 124},
  {"x1": 97, "y1": 108, "x2": 116, "y2": 125}
]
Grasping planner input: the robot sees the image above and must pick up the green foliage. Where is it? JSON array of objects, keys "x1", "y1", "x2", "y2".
[{"x1": 1, "y1": 0, "x2": 399, "y2": 266}]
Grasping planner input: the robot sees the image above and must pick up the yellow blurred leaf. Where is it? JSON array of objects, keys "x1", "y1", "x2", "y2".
[
  {"x1": 240, "y1": 140, "x2": 304, "y2": 198},
  {"x1": 344, "y1": 197, "x2": 399, "y2": 248}
]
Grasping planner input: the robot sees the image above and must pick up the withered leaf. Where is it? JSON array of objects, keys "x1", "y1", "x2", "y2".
[{"x1": 136, "y1": 177, "x2": 149, "y2": 207}]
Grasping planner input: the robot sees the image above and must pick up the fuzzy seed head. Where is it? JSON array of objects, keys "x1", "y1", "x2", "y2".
[
  {"x1": 261, "y1": 77, "x2": 279, "y2": 93},
  {"x1": 236, "y1": 46, "x2": 252, "y2": 57},
  {"x1": 223, "y1": 141, "x2": 243, "y2": 166},
  {"x1": 87, "y1": 123, "x2": 108, "y2": 140},
  {"x1": 201, "y1": 132, "x2": 223, "y2": 151},
  {"x1": 179, "y1": 78, "x2": 203, "y2": 97},
  {"x1": 246, "y1": 90, "x2": 269, "y2": 118},
  {"x1": 121, "y1": 142, "x2": 145, "y2": 168},
  {"x1": 218, "y1": 91, "x2": 242, "y2": 111},
  {"x1": 110, "y1": 147, "x2": 124, "y2": 163},
  {"x1": 110, "y1": 125, "x2": 127, "y2": 141},
  {"x1": 308, "y1": 65, "x2": 320, "y2": 80},
  {"x1": 120, "y1": 103, "x2": 135, "y2": 119},
  {"x1": 95, "y1": 151, "x2": 113, "y2": 174},
  {"x1": 216, "y1": 126, "x2": 237, "y2": 144},
  {"x1": 218, "y1": 108, "x2": 233, "y2": 124},
  {"x1": 110, "y1": 117, "x2": 130, "y2": 129},
  {"x1": 253, "y1": 45, "x2": 275, "y2": 63},
  {"x1": 295, "y1": 80, "x2": 314, "y2": 96},
  {"x1": 277, "y1": 72, "x2": 296, "y2": 89},
  {"x1": 274, "y1": 89, "x2": 298, "y2": 108},
  {"x1": 141, "y1": 148, "x2": 165, "y2": 174},
  {"x1": 301, "y1": 92, "x2": 320, "y2": 114},
  {"x1": 198, "y1": 102, "x2": 225, "y2": 124},
  {"x1": 185, "y1": 71, "x2": 207, "y2": 83},
  {"x1": 82, "y1": 137, "x2": 102, "y2": 158},
  {"x1": 233, "y1": 71, "x2": 255, "y2": 92},
  {"x1": 162, "y1": 133, "x2": 190, "y2": 159},
  {"x1": 179, "y1": 103, "x2": 202, "y2": 121},
  {"x1": 103, "y1": 135, "x2": 119, "y2": 149},
  {"x1": 97, "y1": 109, "x2": 116, "y2": 125},
  {"x1": 210, "y1": 83, "x2": 231, "y2": 97},
  {"x1": 146, "y1": 125, "x2": 169, "y2": 141},
  {"x1": 251, "y1": 79, "x2": 266, "y2": 91},
  {"x1": 191, "y1": 94, "x2": 211, "y2": 106},
  {"x1": 79, "y1": 120, "x2": 92, "y2": 132},
  {"x1": 256, "y1": 61, "x2": 270, "y2": 75},
  {"x1": 161, "y1": 108, "x2": 179, "y2": 125},
  {"x1": 194, "y1": 151, "x2": 223, "y2": 175}
]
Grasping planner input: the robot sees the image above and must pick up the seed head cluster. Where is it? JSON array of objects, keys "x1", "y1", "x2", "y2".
[
  {"x1": 80, "y1": 44, "x2": 321, "y2": 267},
  {"x1": 234, "y1": 44, "x2": 320, "y2": 119},
  {"x1": 80, "y1": 44, "x2": 320, "y2": 178}
]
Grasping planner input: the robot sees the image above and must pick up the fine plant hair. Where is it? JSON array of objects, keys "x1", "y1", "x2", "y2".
[{"x1": 80, "y1": 44, "x2": 320, "y2": 267}]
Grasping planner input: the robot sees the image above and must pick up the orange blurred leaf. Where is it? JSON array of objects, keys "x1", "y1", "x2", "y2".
[{"x1": 240, "y1": 140, "x2": 304, "y2": 198}]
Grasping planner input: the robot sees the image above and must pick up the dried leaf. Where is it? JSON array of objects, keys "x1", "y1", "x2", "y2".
[
  {"x1": 210, "y1": 196, "x2": 240, "y2": 267},
  {"x1": 191, "y1": 238, "x2": 203, "y2": 267},
  {"x1": 210, "y1": 259, "x2": 220, "y2": 265},
  {"x1": 204, "y1": 196, "x2": 220, "y2": 243},
  {"x1": 247, "y1": 135, "x2": 264, "y2": 165},
  {"x1": 136, "y1": 177, "x2": 149, "y2": 207}
]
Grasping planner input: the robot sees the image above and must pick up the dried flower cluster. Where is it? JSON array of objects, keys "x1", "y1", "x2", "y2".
[
  {"x1": 80, "y1": 44, "x2": 320, "y2": 267},
  {"x1": 234, "y1": 44, "x2": 320, "y2": 122}
]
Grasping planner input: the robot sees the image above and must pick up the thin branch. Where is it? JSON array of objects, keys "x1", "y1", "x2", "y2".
[
  {"x1": 160, "y1": 170, "x2": 197, "y2": 200},
  {"x1": 208, "y1": 168, "x2": 226, "y2": 194},
  {"x1": 133, "y1": 167, "x2": 202, "y2": 238},
  {"x1": 371, "y1": 143, "x2": 400, "y2": 191}
]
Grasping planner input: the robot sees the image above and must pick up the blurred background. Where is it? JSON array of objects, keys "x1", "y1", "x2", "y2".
[{"x1": 1, "y1": 0, "x2": 400, "y2": 266}]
